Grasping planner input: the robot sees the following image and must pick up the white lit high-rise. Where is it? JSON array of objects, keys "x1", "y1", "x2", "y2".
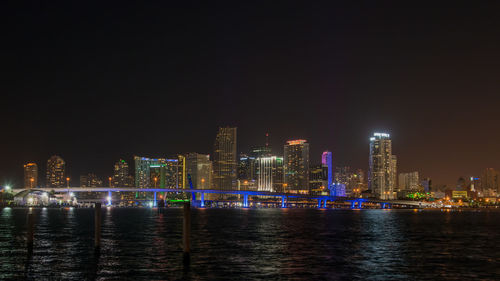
[{"x1": 368, "y1": 133, "x2": 397, "y2": 199}]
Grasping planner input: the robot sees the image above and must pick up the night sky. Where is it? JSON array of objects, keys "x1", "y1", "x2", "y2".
[{"x1": 2, "y1": 1, "x2": 500, "y2": 187}]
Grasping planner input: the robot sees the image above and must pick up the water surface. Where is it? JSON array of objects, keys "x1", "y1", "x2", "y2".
[{"x1": 1, "y1": 208, "x2": 499, "y2": 280}]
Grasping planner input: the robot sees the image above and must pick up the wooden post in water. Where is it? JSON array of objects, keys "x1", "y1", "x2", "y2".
[
  {"x1": 183, "y1": 201, "x2": 191, "y2": 265},
  {"x1": 27, "y1": 208, "x2": 34, "y2": 254},
  {"x1": 94, "y1": 203, "x2": 101, "y2": 250}
]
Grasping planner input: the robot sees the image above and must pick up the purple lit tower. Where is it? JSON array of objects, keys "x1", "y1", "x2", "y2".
[{"x1": 322, "y1": 151, "x2": 334, "y2": 195}]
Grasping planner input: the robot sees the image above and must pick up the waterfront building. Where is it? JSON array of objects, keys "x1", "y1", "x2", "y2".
[
  {"x1": 333, "y1": 183, "x2": 346, "y2": 197},
  {"x1": 309, "y1": 164, "x2": 326, "y2": 195},
  {"x1": 185, "y1": 153, "x2": 212, "y2": 190},
  {"x1": 80, "y1": 173, "x2": 102, "y2": 187},
  {"x1": 24, "y1": 162, "x2": 38, "y2": 189},
  {"x1": 322, "y1": 151, "x2": 334, "y2": 195},
  {"x1": 284, "y1": 139, "x2": 309, "y2": 194},
  {"x1": 79, "y1": 173, "x2": 104, "y2": 200},
  {"x1": 456, "y1": 177, "x2": 467, "y2": 191},
  {"x1": 238, "y1": 154, "x2": 257, "y2": 181},
  {"x1": 398, "y1": 172, "x2": 420, "y2": 191},
  {"x1": 134, "y1": 156, "x2": 185, "y2": 189},
  {"x1": 213, "y1": 127, "x2": 237, "y2": 191},
  {"x1": 421, "y1": 178, "x2": 432, "y2": 192},
  {"x1": 113, "y1": 159, "x2": 131, "y2": 187},
  {"x1": 481, "y1": 168, "x2": 499, "y2": 196},
  {"x1": 368, "y1": 133, "x2": 397, "y2": 199},
  {"x1": 335, "y1": 166, "x2": 366, "y2": 197},
  {"x1": 256, "y1": 156, "x2": 284, "y2": 192},
  {"x1": 46, "y1": 155, "x2": 65, "y2": 188}
]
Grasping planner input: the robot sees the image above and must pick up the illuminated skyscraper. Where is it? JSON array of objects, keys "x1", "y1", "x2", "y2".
[
  {"x1": 238, "y1": 154, "x2": 257, "y2": 181},
  {"x1": 251, "y1": 132, "x2": 272, "y2": 157},
  {"x1": 309, "y1": 164, "x2": 325, "y2": 194},
  {"x1": 213, "y1": 127, "x2": 237, "y2": 191},
  {"x1": 46, "y1": 155, "x2": 66, "y2": 188},
  {"x1": 481, "y1": 168, "x2": 499, "y2": 196},
  {"x1": 284, "y1": 139, "x2": 309, "y2": 194},
  {"x1": 322, "y1": 151, "x2": 333, "y2": 194},
  {"x1": 398, "y1": 172, "x2": 420, "y2": 191},
  {"x1": 113, "y1": 159, "x2": 131, "y2": 187},
  {"x1": 134, "y1": 156, "x2": 185, "y2": 189},
  {"x1": 24, "y1": 162, "x2": 38, "y2": 189},
  {"x1": 256, "y1": 156, "x2": 283, "y2": 192},
  {"x1": 368, "y1": 133, "x2": 396, "y2": 199},
  {"x1": 185, "y1": 153, "x2": 212, "y2": 190}
]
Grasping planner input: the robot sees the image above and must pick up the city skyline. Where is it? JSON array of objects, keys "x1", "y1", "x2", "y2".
[
  {"x1": 4, "y1": 128, "x2": 500, "y2": 189},
  {"x1": 3, "y1": 2, "x2": 500, "y2": 189}
]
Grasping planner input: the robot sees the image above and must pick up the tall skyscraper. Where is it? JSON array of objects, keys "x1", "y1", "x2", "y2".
[
  {"x1": 398, "y1": 172, "x2": 420, "y2": 191},
  {"x1": 185, "y1": 153, "x2": 212, "y2": 190},
  {"x1": 284, "y1": 139, "x2": 310, "y2": 194},
  {"x1": 134, "y1": 156, "x2": 185, "y2": 189},
  {"x1": 481, "y1": 168, "x2": 499, "y2": 196},
  {"x1": 238, "y1": 154, "x2": 257, "y2": 181},
  {"x1": 256, "y1": 156, "x2": 283, "y2": 192},
  {"x1": 24, "y1": 162, "x2": 38, "y2": 189},
  {"x1": 368, "y1": 133, "x2": 397, "y2": 199},
  {"x1": 113, "y1": 159, "x2": 130, "y2": 187},
  {"x1": 322, "y1": 151, "x2": 333, "y2": 195},
  {"x1": 250, "y1": 132, "x2": 272, "y2": 158},
  {"x1": 213, "y1": 127, "x2": 237, "y2": 191},
  {"x1": 309, "y1": 164, "x2": 325, "y2": 194},
  {"x1": 46, "y1": 155, "x2": 66, "y2": 188}
]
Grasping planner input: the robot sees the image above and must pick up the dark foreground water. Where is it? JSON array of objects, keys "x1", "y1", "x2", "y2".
[{"x1": 0, "y1": 208, "x2": 499, "y2": 280}]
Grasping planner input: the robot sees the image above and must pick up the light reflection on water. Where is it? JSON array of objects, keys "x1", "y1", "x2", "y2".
[{"x1": 0, "y1": 208, "x2": 498, "y2": 280}]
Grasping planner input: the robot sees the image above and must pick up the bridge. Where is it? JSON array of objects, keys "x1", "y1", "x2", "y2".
[{"x1": 11, "y1": 187, "x2": 431, "y2": 209}]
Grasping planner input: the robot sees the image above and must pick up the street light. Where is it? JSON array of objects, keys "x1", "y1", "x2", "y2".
[
  {"x1": 109, "y1": 177, "x2": 112, "y2": 187},
  {"x1": 154, "y1": 177, "x2": 158, "y2": 188},
  {"x1": 30, "y1": 178, "x2": 34, "y2": 189},
  {"x1": 66, "y1": 177, "x2": 70, "y2": 188}
]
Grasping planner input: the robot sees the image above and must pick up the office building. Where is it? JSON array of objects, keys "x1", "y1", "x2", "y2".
[
  {"x1": 80, "y1": 173, "x2": 102, "y2": 187},
  {"x1": 284, "y1": 139, "x2": 309, "y2": 194},
  {"x1": 46, "y1": 155, "x2": 66, "y2": 188},
  {"x1": 134, "y1": 156, "x2": 185, "y2": 189},
  {"x1": 212, "y1": 127, "x2": 237, "y2": 191},
  {"x1": 322, "y1": 151, "x2": 333, "y2": 194},
  {"x1": 368, "y1": 133, "x2": 397, "y2": 199},
  {"x1": 238, "y1": 154, "x2": 257, "y2": 181},
  {"x1": 113, "y1": 159, "x2": 131, "y2": 187},
  {"x1": 24, "y1": 162, "x2": 38, "y2": 189},
  {"x1": 309, "y1": 164, "x2": 326, "y2": 194},
  {"x1": 398, "y1": 172, "x2": 420, "y2": 191},
  {"x1": 481, "y1": 168, "x2": 499, "y2": 195},
  {"x1": 256, "y1": 156, "x2": 283, "y2": 192},
  {"x1": 185, "y1": 153, "x2": 212, "y2": 190},
  {"x1": 335, "y1": 167, "x2": 366, "y2": 197}
]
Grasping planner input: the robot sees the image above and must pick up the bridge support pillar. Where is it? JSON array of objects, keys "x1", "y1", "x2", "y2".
[
  {"x1": 154, "y1": 192, "x2": 157, "y2": 207},
  {"x1": 317, "y1": 199, "x2": 322, "y2": 208},
  {"x1": 381, "y1": 203, "x2": 385, "y2": 209},
  {"x1": 351, "y1": 201, "x2": 355, "y2": 209},
  {"x1": 358, "y1": 200, "x2": 363, "y2": 209},
  {"x1": 107, "y1": 191, "x2": 112, "y2": 206},
  {"x1": 243, "y1": 194, "x2": 249, "y2": 208},
  {"x1": 388, "y1": 203, "x2": 392, "y2": 209},
  {"x1": 200, "y1": 193, "x2": 205, "y2": 208},
  {"x1": 323, "y1": 199, "x2": 327, "y2": 208},
  {"x1": 281, "y1": 196, "x2": 286, "y2": 208}
]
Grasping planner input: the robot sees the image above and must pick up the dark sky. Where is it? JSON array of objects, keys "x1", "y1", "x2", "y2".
[{"x1": 2, "y1": 1, "x2": 500, "y2": 187}]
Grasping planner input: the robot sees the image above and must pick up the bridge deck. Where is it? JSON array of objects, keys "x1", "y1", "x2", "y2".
[{"x1": 12, "y1": 187, "x2": 428, "y2": 206}]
